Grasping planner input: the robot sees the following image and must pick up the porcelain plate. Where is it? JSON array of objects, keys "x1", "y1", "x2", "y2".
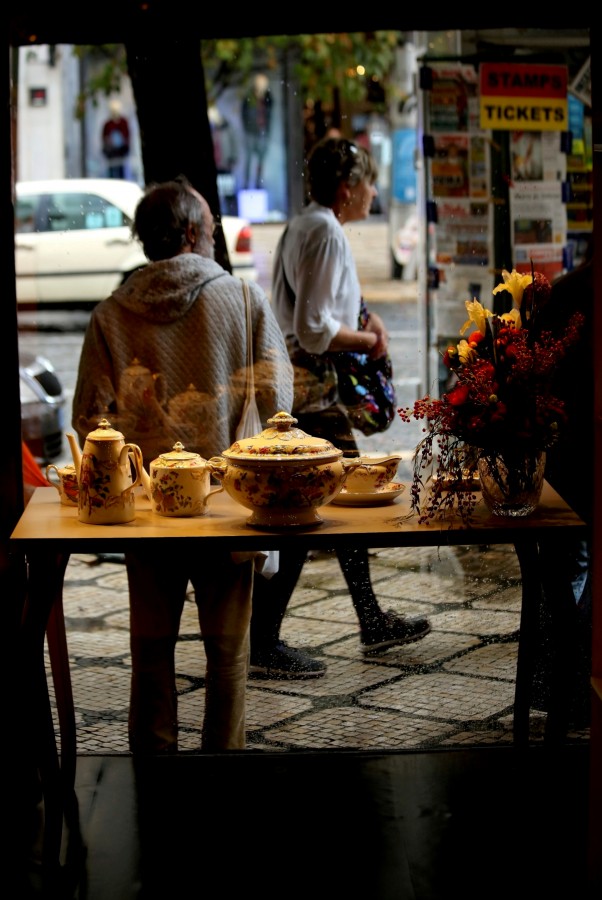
[{"x1": 330, "y1": 481, "x2": 406, "y2": 507}]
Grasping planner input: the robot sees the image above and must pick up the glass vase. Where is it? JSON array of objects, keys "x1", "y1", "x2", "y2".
[{"x1": 477, "y1": 449, "x2": 546, "y2": 518}]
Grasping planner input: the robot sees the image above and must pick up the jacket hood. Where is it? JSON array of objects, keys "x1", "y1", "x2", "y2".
[{"x1": 110, "y1": 254, "x2": 226, "y2": 323}]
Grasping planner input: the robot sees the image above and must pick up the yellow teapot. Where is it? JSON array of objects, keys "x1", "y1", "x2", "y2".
[
  {"x1": 67, "y1": 419, "x2": 144, "y2": 525},
  {"x1": 141, "y1": 441, "x2": 223, "y2": 517}
]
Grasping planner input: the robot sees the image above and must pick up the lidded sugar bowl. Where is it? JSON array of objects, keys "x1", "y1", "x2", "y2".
[{"x1": 142, "y1": 441, "x2": 223, "y2": 517}]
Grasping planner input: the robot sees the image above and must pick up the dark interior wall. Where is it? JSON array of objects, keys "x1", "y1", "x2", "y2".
[{"x1": 6, "y1": 7, "x2": 593, "y2": 45}]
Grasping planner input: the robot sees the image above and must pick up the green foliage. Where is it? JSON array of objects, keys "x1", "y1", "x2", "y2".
[
  {"x1": 204, "y1": 32, "x2": 400, "y2": 108},
  {"x1": 293, "y1": 32, "x2": 398, "y2": 105},
  {"x1": 74, "y1": 32, "x2": 400, "y2": 120},
  {"x1": 201, "y1": 33, "x2": 399, "y2": 106},
  {"x1": 72, "y1": 44, "x2": 128, "y2": 118}
]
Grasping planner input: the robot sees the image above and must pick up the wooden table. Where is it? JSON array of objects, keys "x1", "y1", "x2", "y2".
[{"x1": 12, "y1": 484, "x2": 587, "y2": 870}]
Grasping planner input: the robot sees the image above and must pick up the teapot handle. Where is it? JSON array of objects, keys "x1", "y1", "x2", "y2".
[
  {"x1": 45, "y1": 463, "x2": 62, "y2": 492},
  {"x1": 123, "y1": 443, "x2": 144, "y2": 495}
]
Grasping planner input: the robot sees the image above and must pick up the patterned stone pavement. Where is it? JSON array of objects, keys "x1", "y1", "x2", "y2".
[{"x1": 46, "y1": 542, "x2": 590, "y2": 755}]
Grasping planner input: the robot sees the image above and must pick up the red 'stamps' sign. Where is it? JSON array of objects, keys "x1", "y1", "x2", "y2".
[{"x1": 479, "y1": 62, "x2": 568, "y2": 131}]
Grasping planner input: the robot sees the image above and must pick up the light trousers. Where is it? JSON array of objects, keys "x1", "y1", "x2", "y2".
[{"x1": 125, "y1": 548, "x2": 253, "y2": 754}]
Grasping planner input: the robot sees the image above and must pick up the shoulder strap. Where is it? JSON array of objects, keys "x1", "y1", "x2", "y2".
[
  {"x1": 278, "y1": 227, "x2": 296, "y2": 303},
  {"x1": 241, "y1": 279, "x2": 255, "y2": 402}
]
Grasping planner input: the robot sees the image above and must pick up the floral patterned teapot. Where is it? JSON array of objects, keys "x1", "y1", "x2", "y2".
[
  {"x1": 69, "y1": 419, "x2": 144, "y2": 525},
  {"x1": 141, "y1": 441, "x2": 223, "y2": 517}
]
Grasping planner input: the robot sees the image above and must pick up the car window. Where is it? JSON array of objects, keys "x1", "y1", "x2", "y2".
[
  {"x1": 37, "y1": 192, "x2": 129, "y2": 232},
  {"x1": 15, "y1": 197, "x2": 38, "y2": 233}
]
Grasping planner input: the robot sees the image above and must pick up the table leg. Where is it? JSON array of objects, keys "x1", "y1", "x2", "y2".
[
  {"x1": 514, "y1": 537, "x2": 580, "y2": 746},
  {"x1": 513, "y1": 539, "x2": 542, "y2": 747},
  {"x1": 46, "y1": 570, "x2": 77, "y2": 791},
  {"x1": 20, "y1": 550, "x2": 74, "y2": 873},
  {"x1": 537, "y1": 537, "x2": 582, "y2": 744}
]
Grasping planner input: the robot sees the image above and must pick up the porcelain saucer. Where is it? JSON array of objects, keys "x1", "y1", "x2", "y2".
[{"x1": 330, "y1": 481, "x2": 406, "y2": 507}]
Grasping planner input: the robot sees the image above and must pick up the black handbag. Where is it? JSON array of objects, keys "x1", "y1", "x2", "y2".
[
  {"x1": 332, "y1": 346, "x2": 397, "y2": 436},
  {"x1": 290, "y1": 311, "x2": 397, "y2": 434}
]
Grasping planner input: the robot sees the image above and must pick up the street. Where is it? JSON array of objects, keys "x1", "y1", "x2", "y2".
[{"x1": 18, "y1": 218, "x2": 424, "y2": 471}]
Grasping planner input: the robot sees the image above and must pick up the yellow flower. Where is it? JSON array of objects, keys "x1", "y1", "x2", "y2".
[
  {"x1": 456, "y1": 339, "x2": 478, "y2": 364},
  {"x1": 499, "y1": 308, "x2": 522, "y2": 329},
  {"x1": 492, "y1": 269, "x2": 533, "y2": 306},
  {"x1": 460, "y1": 299, "x2": 493, "y2": 336}
]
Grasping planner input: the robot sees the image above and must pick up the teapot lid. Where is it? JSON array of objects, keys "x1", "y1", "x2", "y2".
[
  {"x1": 86, "y1": 418, "x2": 125, "y2": 441},
  {"x1": 122, "y1": 357, "x2": 151, "y2": 375},
  {"x1": 154, "y1": 442, "x2": 205, "y2": 468},
  {"x1": 222, "y1": 411, "x2": 342, "y2": 463}
]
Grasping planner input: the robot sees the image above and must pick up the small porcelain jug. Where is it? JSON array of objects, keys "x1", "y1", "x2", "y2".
[
  {"x1": 74, "y1": 418, "x2": 144, "y2": 525},
  {"x1": 45, "y1": 462, "x2": 79, "y2": 506},
  {"x1": 141, "y1": 441, "x2": 223, "y2": 517},
  {"x1": 344, "y1": 453, "x2": 403, "y2": 494}
]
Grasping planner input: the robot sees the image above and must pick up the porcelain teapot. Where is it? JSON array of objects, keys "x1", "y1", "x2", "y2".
[
  {"x1": 45, "y1": 461, "x2": 79, "y2": 506},
  {"x1": 117, "y1": 357, "x2": 165, "y2": 410},
  {"x1": 68, "y1": 419, "x2": 144, "y2": 525},
  {"x1": 141, "y1": 441, "x2": 223, "y2": 517}
]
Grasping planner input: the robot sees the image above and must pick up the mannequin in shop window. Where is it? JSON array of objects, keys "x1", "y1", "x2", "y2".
[
  {"x1": 209, "y1": 104, "x2": 238, "y2": 215},
  {"x1": 101, "y1": 99, "x2": 130, "y2": 179},
  {"x1": 241, "y1": 73, "x2": 272, "y2": 190}
]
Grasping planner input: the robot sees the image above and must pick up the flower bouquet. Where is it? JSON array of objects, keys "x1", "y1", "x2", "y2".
[{"x1": 399, "y1": 268, "x2": 584, "y2": 524}]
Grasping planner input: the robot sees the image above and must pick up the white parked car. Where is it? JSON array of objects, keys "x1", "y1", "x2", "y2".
[{"x1": 15, "y1": 178, "x2": 258, "y2": 307}]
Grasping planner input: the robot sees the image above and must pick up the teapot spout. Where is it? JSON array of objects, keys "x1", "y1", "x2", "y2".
[
  {"x1": 141, "y1": 465, "x2": 152, "y2": 500},
  {"x1": 66, "y1": 432, "x2": 82, "y2": 480}
]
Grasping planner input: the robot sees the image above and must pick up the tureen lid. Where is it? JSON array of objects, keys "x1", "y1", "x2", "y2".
[
  {"x1": 154, "y1": 441, "x2": 204, "y2": 467},
  {"x1": 222, "y1": 411, "x2": 342, "y2": 462}
]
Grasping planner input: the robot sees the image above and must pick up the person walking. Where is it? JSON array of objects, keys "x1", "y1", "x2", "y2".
[
  {"x1": 72, "y1": 176, "x2": 294, "y2": 752},
  {"x1": 101, "y1": 98, "x2": 131, "y2": 179},
  {"x1": 249, "y1": 136, "x2": 431, "y2": 679}
]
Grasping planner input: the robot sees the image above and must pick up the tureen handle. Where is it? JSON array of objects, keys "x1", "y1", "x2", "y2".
[{"x1": 267, "y1": 411, "x2": 298, "y2": 432}]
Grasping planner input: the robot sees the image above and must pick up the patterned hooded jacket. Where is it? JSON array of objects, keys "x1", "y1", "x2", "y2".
[{"x1": 72, "y1": 253, "x2": 294, "y2": 466}]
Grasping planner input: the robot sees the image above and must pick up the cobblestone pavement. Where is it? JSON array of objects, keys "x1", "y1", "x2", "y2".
[{"x1": 48, "y1": 545, "x2": 589, "y2": 755}]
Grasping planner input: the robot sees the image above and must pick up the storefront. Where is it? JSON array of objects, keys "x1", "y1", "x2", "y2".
[{"x1": 4, "y1": 9, "x2": 600, "y2": 891}]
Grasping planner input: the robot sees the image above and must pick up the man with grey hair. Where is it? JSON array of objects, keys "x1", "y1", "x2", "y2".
[{"x1": 73, "y1": 176, "x2": 294, "y2": 752}]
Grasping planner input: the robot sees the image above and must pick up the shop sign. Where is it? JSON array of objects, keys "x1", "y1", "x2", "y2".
[{"x1": 479, "y1": 62, "x2": 567, "y2": 131}]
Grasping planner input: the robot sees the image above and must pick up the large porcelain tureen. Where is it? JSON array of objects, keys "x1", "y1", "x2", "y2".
[{"x1": 208, "y1": 411, "x2": 361, "y2": 527}]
